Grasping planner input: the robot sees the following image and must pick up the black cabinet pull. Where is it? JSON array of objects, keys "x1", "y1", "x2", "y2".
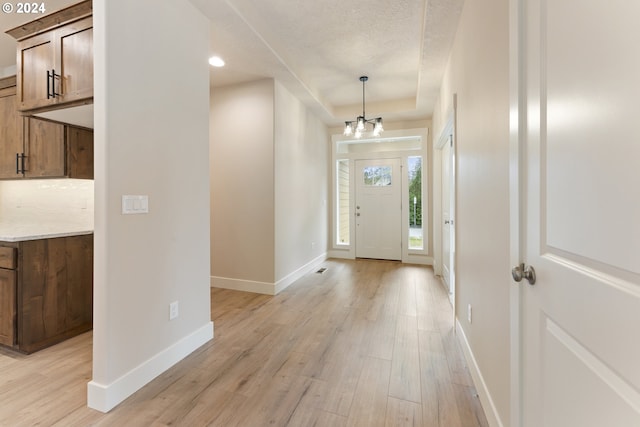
[
  {"x1": 46, "y1": 69, "x2": 60, "y2": 99},
  {"x1": 16, "y1": 153, "x2": 26, "y2": 175},
  {"x1": 52, "y1": 69, "x2": 57, "y2": 97}
]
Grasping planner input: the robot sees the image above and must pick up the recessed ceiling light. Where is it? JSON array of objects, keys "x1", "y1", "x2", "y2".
[{"x1": 208, "y1": 56, "x2": 225, "y2": 67}]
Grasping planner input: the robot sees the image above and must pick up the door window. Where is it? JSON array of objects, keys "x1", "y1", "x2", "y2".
[{"x1": 363, "y1": 166, "x2": 392, "y2": 186}]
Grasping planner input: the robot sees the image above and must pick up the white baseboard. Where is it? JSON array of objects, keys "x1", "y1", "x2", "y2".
[
  {"x1": 87, "y1": 321, "x2": 214, "y2": 413},
  {"x1": 211, "y1": 253, "x2": 327, "y2": 295},
  {"x1": 274, "y1": 253, "x2": 327, "y2": 294},
  {"x1": 455, "y1": 319, "x2": 504, "y2": 427},
  {"x1": 405, "y1": 254, "x2": 433, "y2": 265},
  {"x1": 327, "y1": 249, "x2": 433, "y2": 266},
  {"x1": 211, "y1": 276, "x2": 276, "y2": 295},
  {"x1": 328, "y1": 249, "x2": 354, "y2": 259}
]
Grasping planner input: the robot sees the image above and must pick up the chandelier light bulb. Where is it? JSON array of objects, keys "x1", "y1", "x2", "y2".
[{"x1": 344, "y1": 122, "x2": 353, "y2": 136}]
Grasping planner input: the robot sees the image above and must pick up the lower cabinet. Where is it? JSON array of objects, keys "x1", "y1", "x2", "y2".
[
  {"x1": 0, "y1": 263, "x2": 16, "y2": 347},
  {"x1": 0, "y1": 234, "x2": 93, "y2": 354}
]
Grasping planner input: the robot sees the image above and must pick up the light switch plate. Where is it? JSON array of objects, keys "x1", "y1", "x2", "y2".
[
  {"x1": 169, "y1": 301, "x2": 179, "y2": 320},
  {"x1": 122, "y1": 195, "x2": 149, "y2": 214}
]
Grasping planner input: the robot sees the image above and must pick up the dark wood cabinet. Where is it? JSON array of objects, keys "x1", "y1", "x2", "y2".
[
  {"x1": 0, "y1": 247, "x2": 17, "y2": 347},
  {"x1": 0, "y1": 234, "x2": 93, "y2": 354},
  {"x1": 66, "y1": 125, "x2": 94, "y2": 179},
  {"x1": 7, "y1": 1, "x2": 93, "y2": 113},
  {"x1": 0, "y1": 78, "x2": 94, "y2": 179},
  {"x1": 0, "y1": 78, "x2": 24, "y2": 178},
  {"x1": 23, "y1": 117, "x2": 66, "y2": 178}
]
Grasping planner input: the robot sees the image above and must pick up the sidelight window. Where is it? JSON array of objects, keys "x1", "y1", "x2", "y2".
[
  {"x1": 336, "y1": 160, "x2": 350, "y2": 245},
  {"x1": 408, "y1": 156, "x2": 423, "y2": 250}
]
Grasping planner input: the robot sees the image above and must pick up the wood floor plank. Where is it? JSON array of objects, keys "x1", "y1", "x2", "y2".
[
  {"x1": 346, "y1": 356, "x2": 392, "y2": 427},
  {"x1": 385, "y1": 396, "x2": 423, "y2": 427},
  {"x1": 0, "y1": 259, "x2": 489, "y2": 426},
  {"x1": 389, "y1": 314, "x2": 422, "y2": 403}
]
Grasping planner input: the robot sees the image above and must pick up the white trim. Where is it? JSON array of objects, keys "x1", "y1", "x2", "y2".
[
  {"x1": 328, "y1": 249, "x2": 354, "y2": 260},
  {"x1": 456, "y1": 319, "x2": 504, "y2": 427},
  {"x1": 211, "y1": 276, "x2": 276, "y2": 295},
  {"x1": 433, "y1": 116, "x2": 455, "y2": 276},
  {"x1": 211, "y1": 253, "x2": 327, "y2": 295},
  {"x1": 434, "y1": 103, "x2": 457, "y2": 314},
  {"x1": 508, "y1": 0, "x2": 525, "y2": 424},
  {"x1": 274, "y1": 253, "x2": 327, "y2": 294},
  {"x1": 87, "y1": 321, "x2": 214, "y2": 413},
  {"x1": 405, "y1": 254, "x2": 433, "y2": 265},
  {"x1": 330, "y1": 128, "x2": 429, "y2": 263}
]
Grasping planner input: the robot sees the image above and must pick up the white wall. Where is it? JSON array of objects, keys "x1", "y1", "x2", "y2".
[
  {"x1": 432, "y1": 0, "x2": 511, "y2": 424},
  {"x1": 89, "y1": 0, "x2": 213, "y2": 412},
  {"x1": 210, "y1": 79, "x2": 275, "y2": 285},
  {"x1": 274, "y1": 81, "x2": 328, "y2": 282},
  {"x1": 210, "y1": 79, "x2": 329, "y2": 294}
]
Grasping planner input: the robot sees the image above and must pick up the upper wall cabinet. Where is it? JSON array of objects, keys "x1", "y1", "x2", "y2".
[
  {"x1": 0, "y1": 77, "x2": 23, "y2": 177},
  {"x1": 5, "y1": 1, "x2": 92, "y2": 113}
]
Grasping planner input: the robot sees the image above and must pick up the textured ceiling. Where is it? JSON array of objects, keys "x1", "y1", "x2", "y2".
[
  {"x1": 0, "y1": 0, "x2": 465, "y2": 127},
  {"x1": 195, "y1": 0, "x2": 464, "y2": 126}
]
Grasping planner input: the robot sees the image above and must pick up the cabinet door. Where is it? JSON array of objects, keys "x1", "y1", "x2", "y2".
[
  {"x1": 58, "y1": 17, "x2": 93, "y2": 103},
  {"x1": 18, "y1": 235, "x2": 92, "y2": 353},
  {"x1": 24, "y1": 118, "x2": 65, "y2": 178},
  {"x1": 16, "y1": 32, "x2": 56, "y2": 111},
  {"x1": 0, "y1": 87, "x2": 24, "y2": 179},
  {"x1": 66, "y1": 126, "x2": 93, "y2": 179},
  {"x1": 0, "y1": 268, "x2": 16, "y2": 347}
]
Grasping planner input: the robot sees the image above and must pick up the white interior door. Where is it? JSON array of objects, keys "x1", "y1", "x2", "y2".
[
  {"x1": 441, "y1": 136, "x2": 454, "y2": 298},
  {"x1": 517, "y1": 1, "x2": 640, "y2": 425},
  {"x1": 355, "y1": 158, "x2": 402, "y2": 260}
]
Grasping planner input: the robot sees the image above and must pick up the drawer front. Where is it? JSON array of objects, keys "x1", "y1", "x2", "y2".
[{"x1": 0, "y1": 247, "x2": 16, "y2": 270}]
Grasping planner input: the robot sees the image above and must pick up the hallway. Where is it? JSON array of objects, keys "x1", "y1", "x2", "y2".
[{"x1": 0, "y1": 259, "x2": 488, "y2": 426}]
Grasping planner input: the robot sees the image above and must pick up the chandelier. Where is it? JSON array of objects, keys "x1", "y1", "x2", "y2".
[{"x1": 343, "y1": 76, "x2": 383, "y2": 138}]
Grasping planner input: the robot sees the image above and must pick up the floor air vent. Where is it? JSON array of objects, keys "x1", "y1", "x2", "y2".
[{"x1": 316, "y1": 267, "x2": 327, "y2": 274}]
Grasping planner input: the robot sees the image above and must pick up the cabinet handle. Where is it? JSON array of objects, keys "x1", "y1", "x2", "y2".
[
  {"x1": 52, "y1": 69, "x2": 58, "y2": 97},
  {"x1": 16, "y1": 153, "x2": 26, "y2": 175},
  {"x1": 47, "y1": 69, "x2": 60, "y2": 99}
]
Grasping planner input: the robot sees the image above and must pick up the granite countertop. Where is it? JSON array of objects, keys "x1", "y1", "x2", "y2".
[{"x1": 0, "y1": 213, "x2": 93, "y2": 242}]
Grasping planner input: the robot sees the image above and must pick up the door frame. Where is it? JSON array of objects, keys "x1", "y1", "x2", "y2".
[
  {"x1": 509, "y1": 0, "x2": 525, "y2": 424},
  {"x1": 434, "y1": 97, "x2": 457, "y2": 307},
  {"x1": 329, "y1": 128, "x2": 430, "y2": 265}
]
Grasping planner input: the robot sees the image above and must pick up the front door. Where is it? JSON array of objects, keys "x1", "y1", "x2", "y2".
[
  {"x1": 355, "y1": 158, "x2": 402, "y2": 260},
  {"x1": 517, "y1": 0, "x2": 640, "y2": 425}
]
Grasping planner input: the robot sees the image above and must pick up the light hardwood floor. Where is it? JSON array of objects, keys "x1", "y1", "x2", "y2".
[{"x1": 0, "y1": 259, "x2": 489, "y2": 426}]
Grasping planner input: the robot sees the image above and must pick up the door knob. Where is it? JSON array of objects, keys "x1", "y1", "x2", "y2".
[
  {"x1": 445, "y1": 220, "x2": 450, "y2": 224},
  {"x1": 356, "y1": 213, "x2": 360, "y2": 216},
  {"x1": 512, "y1": 263, "x2": 536, "y2": 285}
]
